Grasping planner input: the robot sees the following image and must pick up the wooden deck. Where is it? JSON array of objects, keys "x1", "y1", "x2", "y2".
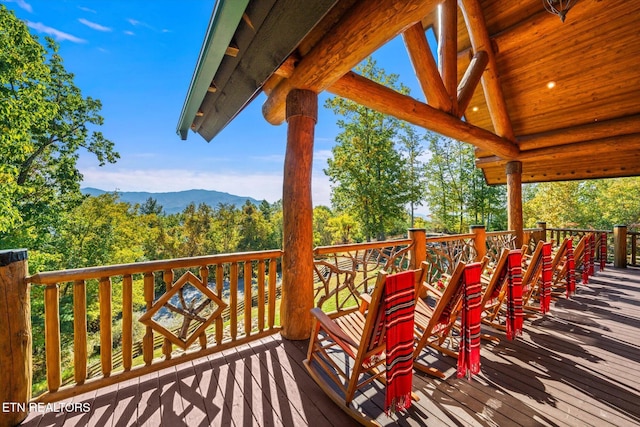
[{"x1": 22, "y1": 266, "x2": 640, "y2": 426}]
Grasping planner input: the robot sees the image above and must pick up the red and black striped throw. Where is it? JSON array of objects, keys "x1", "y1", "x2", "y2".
[
  {"x1": 566, "y1": 238, "x2": 576, "y2": 297},
  {"x1": 600, "y1": 233, "x2": 607, "y2": 271},
  {"x1": 541, "y1": 242, "x2": 552, "y2": 314},
  {"x1": 506, "y1": 250, "x2": 523, "y2": 340},
  {"x1": 457, "y1": 262, "x2": 482, "y2": 379},
  {"x1": 589, "y1": 234, "x2": 596, "y2": 276},
  {"x1": 384, "y1": 270, "x2": 415, "y2": 414}
]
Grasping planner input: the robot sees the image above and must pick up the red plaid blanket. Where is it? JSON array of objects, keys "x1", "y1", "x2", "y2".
[
  {"x1": 541, "y1": 243, "x2": 552, "y2": 314},
  {"x1": 566, "y1": 238, "x2": 576, "y2": 297},
  {"x1": 589, "y1": 234, "x2": 596, "y2": 276},
  {"x1": 506, "y1": 250, "x2": 523, "y2": 340},
  {"x1": 384, "y1": 270, "x2": 415, "y2": 414},
  {"x1": 600, "y1": 232, "x2": 607, "y2": 271},
  {"x1": 457, "y1": 262, "x2": 482, "y2": 379}
]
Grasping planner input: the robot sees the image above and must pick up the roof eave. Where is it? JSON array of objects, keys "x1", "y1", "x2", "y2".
[{"x1": 176, "y1": 0, "x2": 249, "y2": 140}]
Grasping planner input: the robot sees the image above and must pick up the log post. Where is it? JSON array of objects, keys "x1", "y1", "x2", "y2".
[
  {"x1": 536, "y1": 221, "x2": 547, "y2": 243},
  {"x1": 470, "y1": 225, "x2": 487, "y2": 262},
  {"x1": 281, "y1": 89, "x2": 317, "y2": 340},
  {"x1": 0, "y1": 249, "x2": 31, "y2": 426},
  {"x1": 408, "y1": 228, "x2": 427, "y2": 270},
  {"x1": 613, "y1": 225, "x2": 627, "y2": 268},
  {"x1": 506, "y1": 161, "x2": 524, "y2": 248}
]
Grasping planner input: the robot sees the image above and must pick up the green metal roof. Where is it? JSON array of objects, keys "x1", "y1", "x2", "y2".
[{"x1": 177, "y1": 0, "x2": 249, "y2": 140}]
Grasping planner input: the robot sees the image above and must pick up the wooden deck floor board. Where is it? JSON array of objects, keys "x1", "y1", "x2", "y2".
[{"x1": 20, "y1": 266, "x2": 640, "y2": 426}]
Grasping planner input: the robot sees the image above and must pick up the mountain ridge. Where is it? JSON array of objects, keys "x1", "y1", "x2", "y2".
[{"x1": 81, "y1": 188, "x2": 263, "y2": 214}]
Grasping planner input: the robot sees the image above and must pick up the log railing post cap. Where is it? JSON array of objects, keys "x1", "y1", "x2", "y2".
[
  {"x1": 0, "y1": 248, "x2": 28, "y2": 267},
  {"x1": 470, "y1": 225, "x2": 486, "y2": 230},
  {"x1": 408, "y1": 228, "x2": 427, "y2": 232},
  {"x1": 614, "y1": 224, "x2": 627, "y2": 228}
]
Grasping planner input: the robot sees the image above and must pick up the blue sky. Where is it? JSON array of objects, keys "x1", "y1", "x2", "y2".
[{"x1": 3, "y1": 0, "x2": 429, "y2": 211}]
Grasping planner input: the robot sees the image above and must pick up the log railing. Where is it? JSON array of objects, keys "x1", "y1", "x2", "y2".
[
  {"x1": 27, "y1": 250, "x2": 283, "y2": 403},
  {"x1": 310, "y1": 229, "x2": 514, "y2": 314},
  {"x1": 3, "y1": 221, "x2": 635, "y2": 425},
  {"x1": 312, "y1": 238, "x2": 413, "y2": 314},
  {"x1": 628, "y1": 231, "x2": 639, "y2": 266},
  {"x1": 546, "y1": 227, "x2": 612, "y2": 263}
]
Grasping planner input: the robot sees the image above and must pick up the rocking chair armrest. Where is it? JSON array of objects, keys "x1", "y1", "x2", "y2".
[
  {"x1": 422, "y1": 283, "x2": 444, "y2": 298},
  {"x1": 359, "y1": 293, "x2": 372, "y2": 309},
  {"x1": 310, "y1": 307, "x2": 359, "y2": 348}
]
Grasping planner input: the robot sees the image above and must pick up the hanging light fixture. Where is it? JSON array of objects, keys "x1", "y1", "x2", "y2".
[{"x1": 543, "y1": 0, "x2": 575, "y2": 22}]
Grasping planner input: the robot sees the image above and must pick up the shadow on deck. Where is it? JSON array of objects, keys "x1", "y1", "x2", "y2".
[{"x1": 22, "y1": 266, "x2": 640, "y2": 426}]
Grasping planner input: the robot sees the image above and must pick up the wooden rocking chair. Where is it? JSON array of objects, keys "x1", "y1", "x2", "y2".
[
  {"x1": 480, "y1": 248, "x2": 527, "y2": 338},
  {"x1": 413, "y1": 261, "x2": 483, "y2": 378},
  {"x1": 304, "y1": 269, "x2": 418, "y2": 425},
  {"x1": 481, "y1": 248, "x2": 511, "y2": 330}
]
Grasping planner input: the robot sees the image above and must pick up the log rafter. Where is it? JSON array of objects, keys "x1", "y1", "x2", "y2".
[
  {"x1": 457, "y1": 50, "x2": 488, "y2": 118},
  {"x1": 459, "y1": 0, "x2": 515, "y2": 141},
  {"x1": 328, "y1": 71, "x2": 519, "y2": 159},
  {"x1": 402, "y1": 23, "x2": 451, "y2": 112},
  {"x1": 439, "y1": 0, "x2": 458, "y2": 115},
  {"x1": 262, "y1": 0, "x2": 442, "y2": 125}
]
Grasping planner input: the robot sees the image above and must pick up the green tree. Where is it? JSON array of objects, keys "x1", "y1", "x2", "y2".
[
  {"x1": 424, "y1": 135, "x2": 506, "y2": 232},
  {"x1": 0, "y1": 6, "x2": 56, "y2": 233},
  {"x1": 179, "y1": 203, "x2": 214, "y2": 257},
  {"x1": 523, "y1": 178, "x2": 640, "y2": 230},
  {"x1": 0, "y1": 7, "x2": 118, "y2": 246},
  {"x1": 211, "y1": 203, "x2": 240, "y2": 253},
  {"x1": 398, "y1": 125, "x2": 427, "y2": 227},
  {"x1": 325, "y1": 57, "x2": 410, "y2": 241},
  {"x1": 56, "y1": 193, "x2": 144, "y2": 268},
  {"x1": 237, "y1": 201, "x2": 272, "y2": 251},
  {"x1": 313, "y1": 205, "x2": 334, "y2": 246}
]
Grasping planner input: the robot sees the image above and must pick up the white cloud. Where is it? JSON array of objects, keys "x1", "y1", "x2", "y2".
[
  {"x1": 26, "y1": 21, "x2": 86, "y2": 43},
  {"x1": 127, "y1": 18, "x2": 154, "y2": 30},
  {"x1": 78, "y1": 18, "x2": 111, "y2": 32},
  {"x1": 80, "y1": 167, "x2": 332, "y2": 206},
  {"x1": 4, "y1": 0, "x2": 32, "y2": 12},
  {"x1": 123, "y1": 30, "x2": 135, "y2": 36},
  {"x1": 78, "y1": 6, "x2": 96, "y2": 13}
]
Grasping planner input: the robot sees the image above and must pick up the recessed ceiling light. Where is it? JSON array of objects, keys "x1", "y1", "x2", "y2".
[
  {"x1": 547, "y1": 81, "x2": 556, "y2": 89},
  {"x1": 472, "y1": 106, "x2": 479, "y2": 112}
]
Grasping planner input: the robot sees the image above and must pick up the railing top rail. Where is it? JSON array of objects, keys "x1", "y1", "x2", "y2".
[
  {"x1": 486, "y1": 230, "x2": 516, "y2": 237},
  {"x1": 426, "y1": 233, "x2": 475, "y2": 243},
  {"x1": 547, "y1": 227, "x2": 611, "y2": 234},
  {"x1": 314, "y1": 238, "x2": 412, "y2": 255},
  {"x1": 28, "y1": 249, "x2": 284, "y2": 285}
]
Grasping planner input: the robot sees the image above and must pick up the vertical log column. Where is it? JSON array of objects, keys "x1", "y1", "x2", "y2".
[
  {"x1": 281, "y1": 89, "x2": 317, "y2": 340},
  {"x1": 506, "y1": 161, "x2": 524, "y2": 249},
  {"x1": 0, "y1": 249, "x2": 31, "y2": 426},
  {"x1": 470, "y1": 225, "x2": 486, "y2": 262},
  {"x1": 614, "y1": 225, "x2": 627, "y2": 268}
]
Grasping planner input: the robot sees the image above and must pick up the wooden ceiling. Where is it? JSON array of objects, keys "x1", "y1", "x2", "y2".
[{"x1": 181, "y1": 0, "x2": 640, "y2": 185}]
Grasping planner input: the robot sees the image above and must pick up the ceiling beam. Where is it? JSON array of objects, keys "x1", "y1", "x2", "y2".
[
  {"x1": 457, "y1": 50, "x2": 488, "y2": 118},
  {"x1": 328, "y1": 71, "x2": 520, "y2": 159},
  {"x1": 459, "y1": 0, "x2": 515, "y2": 141},
  {"x1": 439, "y1": 0, "x2": 458, "y2": 115},
  {"x1": 262, "y1": 0, "x2": 441, "y2": 125},
  {"x1": 476, "y1": 133, "x2": 640, "y2": 167},
  {"x1": 517, "y1": 114, "x2": 640, "y2": 151},
  {"x1": 402, "y1": 23, "x2": 451, "y2": 111}
]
